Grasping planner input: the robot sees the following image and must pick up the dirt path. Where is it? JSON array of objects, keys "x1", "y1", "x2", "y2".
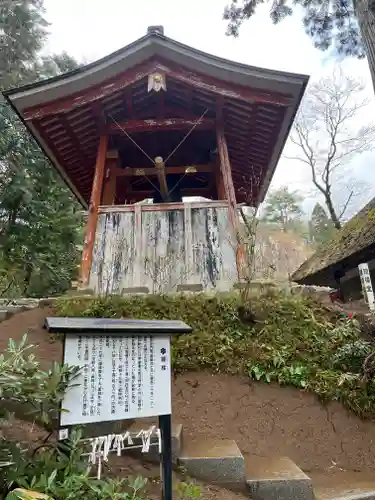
[{"x1": 172, "y1": 372, "x2": 375, "y2": 473}]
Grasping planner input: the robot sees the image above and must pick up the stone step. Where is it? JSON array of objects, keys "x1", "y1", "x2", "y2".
[
  {"x1": 316, "y1": 492, "x2": 375, "y2": 500},
  {"x1": 126, "y1": 419, "x2": 183, "y2": 463},
  {"x1": 178, "y1": 438, "x2": 245, "y2": 485},
  {"x1": 246, "y1": 456, "x2": 314, "y2": 500},
  {"x1": 312, "y1": 471, "x2": 375, "y2": 500},
  {"x1": 0, "y1": 306, "x2": 29, "y2": 323},
  {"x1": 2, "y1": 305, "x2": 28, "y2": 314},
  {"x1": 0, "y1": 299, "x2": 40, "y2": 308},
  {"x1": 0, "y1": 310, "x2": 12, "y2": 322},
  {"x1": 315, "y1": 487, "x2": 375, "y2": 500}
]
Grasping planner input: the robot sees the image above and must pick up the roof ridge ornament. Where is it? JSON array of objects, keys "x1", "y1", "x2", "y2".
[{"x1": 147, "y1": 25, "x2": 164, "y2": 35}]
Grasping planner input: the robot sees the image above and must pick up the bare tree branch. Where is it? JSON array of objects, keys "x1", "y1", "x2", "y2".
[
  {"x1": 338, "y1": 190, "x2": 354, "y2": 220},
  {"x1": 286, "y1": 65, "x2": 375, "y2": 229}
]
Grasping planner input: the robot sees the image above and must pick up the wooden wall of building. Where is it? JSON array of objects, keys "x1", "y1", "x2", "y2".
[{"x1": 89, "y1": 202, "x2": 237, "y2": 295}]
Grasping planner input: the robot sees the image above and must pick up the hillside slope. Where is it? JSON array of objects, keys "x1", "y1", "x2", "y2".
[
  {"x1": 0, "y1": 302, "x2": 375, "y2": 475},
  {"x1": 254, "y1": 225, "x2": 313, "y2": 280}
]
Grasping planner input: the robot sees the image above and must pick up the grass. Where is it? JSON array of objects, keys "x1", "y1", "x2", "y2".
[{"x1": 55, "y1": 291, "x2": 375, "y2": 418}]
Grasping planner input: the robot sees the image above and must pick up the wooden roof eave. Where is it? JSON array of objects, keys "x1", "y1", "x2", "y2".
[
  {"x1": 2, "y1": 93, "x2": 88, "y2": 208},
  {"x1": 3, "y1": 31, "x2": 309, "y2": 207},
  {"x1": 3, "y1": 33, "x2": 309, "y2": 111}
]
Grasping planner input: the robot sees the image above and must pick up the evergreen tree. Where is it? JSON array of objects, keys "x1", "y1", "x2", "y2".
[
  {"x1": 310, "y1": 203, "x2": 336, "y2": 246},
  {"x1": 223, "y1": 0, "x2": 365, "y2": 59},
  {"x1": 261, "y1": 186, "x2": 303, "y2": 232},
  {"x1": 0, "y1": 0, "x2": 49, "y2": 89},
  {"x1": 0, "y1": 0, "x2": 82, "y2": 297}
]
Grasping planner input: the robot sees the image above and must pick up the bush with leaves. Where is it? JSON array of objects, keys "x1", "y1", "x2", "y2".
[
  {"x1": 0, "y1": 335, "x2": 79, "y2": 434},
  {"x1": 331, "y1": 339, "x2": 372, "y2": 372},
  {"x1": 0, "y1": 336, "x2": 148, "y2": 499},
  {"x1": 4, "y1": 431, "x2": 147, "y2": 500},
  {"x1": 56, "y1": 292, "x2": 375, "y2": 418}
]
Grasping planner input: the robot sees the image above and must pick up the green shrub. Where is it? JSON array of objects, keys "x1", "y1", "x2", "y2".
[
  {"x1": 331, "y1": 340, "x2": 372, "y2": 372},
  {"x1": 55, "y1": 292, "x2": 375, "y2": 418},
  {"x1": 175, "y1": 480, "x2": 201, "y2": 500},
  {"x1": 0, "y1": 337, "x2": 148, "y2": 499}
]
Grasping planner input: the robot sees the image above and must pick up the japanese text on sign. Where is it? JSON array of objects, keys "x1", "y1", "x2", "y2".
[
  {"x1": 61, "y1": 334, "x2": 171, "y2": 426},
  {"x1": 359, "y1": 263, "x2": 375, "y2": 311}
]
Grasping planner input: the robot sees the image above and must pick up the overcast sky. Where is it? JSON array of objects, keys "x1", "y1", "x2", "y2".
[{"x1": 43, "y1": 0, "x2": 375, "y2": 217}]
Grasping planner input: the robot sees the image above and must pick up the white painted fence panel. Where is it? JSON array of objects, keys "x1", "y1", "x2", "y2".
[
  {"x1": 191, "y1": 207, "x2": 237, "y2": 291},
  {"x1": 89, "y1": 203, "x2": 237, "y2": 295},
  {"x1": 142, "y1": 209, "x2": 186, "y2": 294},
  {"x1": 90, "y1": 212, "x2": 136, "y2": 294}
]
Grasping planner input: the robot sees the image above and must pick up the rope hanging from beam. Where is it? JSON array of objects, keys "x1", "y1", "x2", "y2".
[
  {"x1": 108, "y1": 108, "x2": 209, "y2": 199},
  {"x1": 164, "y1": 108, "x2": 209, "y2": 165}
]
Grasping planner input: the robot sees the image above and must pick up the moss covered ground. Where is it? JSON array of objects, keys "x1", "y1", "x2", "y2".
[{"x1": 56, "y1": 291, "x2": 375, "y2": 418}]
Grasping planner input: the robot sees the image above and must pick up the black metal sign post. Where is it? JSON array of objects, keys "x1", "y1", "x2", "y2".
[
  {"x1": 159, "y1": 414, "x2": 172, "y2": 500},
  {"x1": 45, "y1": 317, "x2": 192, "y2": 500}
]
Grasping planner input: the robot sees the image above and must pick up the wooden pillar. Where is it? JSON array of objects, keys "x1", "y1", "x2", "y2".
[
  {"x1": 216, "y1": 124, "x2": 237, "y2": 225},
  {"x1": 101, "y1": 151, "x2": 119, "y2": 205},
  {"x1": 215, "y1": 157, "x2": 226, "y2": 200},
  {"x1": 154, "y1": 156, "x2": 169, "y2": 202},
  {"x1": 216, "y1": 124, "x2": 245, "y2": 278},
  {"x1": 79, "y1": 135, "x2": 108, "y2": 287}
]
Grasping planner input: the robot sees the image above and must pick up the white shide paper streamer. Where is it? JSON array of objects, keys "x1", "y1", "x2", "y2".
[{"x1": 86, "y1": 427, "x2": 162, "y2": 479}]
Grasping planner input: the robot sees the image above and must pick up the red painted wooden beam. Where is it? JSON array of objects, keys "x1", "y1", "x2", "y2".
[
  {"x1": 79, "y1": 135, "x2": 108, "y2": 287},
  {"x1": 125, "y1": 187, "x2": 212, "y2": 198},
  {"x1": 116, "y1": 163, "x2": 213, "y2": 177},
  {"x1": 216, "y1": 122, "x2": 246, "y2": 278},
  {"x1": 106, "y1": 117, "x2": 215, "y2": 134},
  {"x1": 23, "y1": 57, "x2": 292, "y2": 121},
  {"x1": 158, "y1": 59, "x2": 292, "y2": 107},
  {"x1": 23, "y1": 59, "x2": 158, "y2": 121}
]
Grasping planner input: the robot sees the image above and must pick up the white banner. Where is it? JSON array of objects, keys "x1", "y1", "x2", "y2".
[{"x1": 61, "y1": 334, "x2": 171, "y2": 426}]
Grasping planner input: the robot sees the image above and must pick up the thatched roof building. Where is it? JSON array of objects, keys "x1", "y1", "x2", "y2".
[{"x1": 292, "y1": 197, "x2": 375, "y2": 288}]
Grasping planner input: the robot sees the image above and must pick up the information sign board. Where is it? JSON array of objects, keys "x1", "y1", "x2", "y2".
[
  {"x1": 45, "y1": 316, "x2": 192, "y2": 500},
  {"x1": 359, "y1": 262, "x2": 375, "y2": 311},
  {"x1": 61, "y1": 334, "x2": 171, "y2": 426}
]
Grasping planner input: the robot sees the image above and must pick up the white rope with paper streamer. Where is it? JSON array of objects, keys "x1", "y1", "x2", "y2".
[{"x1": 86, "y1": 427, "x2": 162, "y2": 479}]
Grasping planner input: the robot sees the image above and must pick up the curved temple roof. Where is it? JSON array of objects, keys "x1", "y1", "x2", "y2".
[{"x1": 3, "y1": 28, "x2": 309, "y2": 207}]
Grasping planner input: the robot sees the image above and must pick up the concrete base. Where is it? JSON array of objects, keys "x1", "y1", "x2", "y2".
[
  {"x1": 1, "y1": 306, "x2": 27, "y2": 315},
  {"x1": 233, "y1": 281, "x2": 278, "y2": 293},
  {"x1": 0, "y1": 310, "x2": 12, "y2": 322},
  {"x1": 316, "y1": 493, "x2": 375, "y2": 500},
  {"x1": 0, "y1": 298, "x2": 40, "y2": 308},
  {"x1": 39, "y1": 298, "x2": 58, "y2": 307},
  {"x1": 179, "y1": 439, "x2": 245, "y2": 485},
  {"x1": 64, "y1": 288, "x2": 94, "y2": 296},
  {"x1": 246, "y1": 456, "x2": 314, "y2": 500},
  {"x1": 127, "y1": 420, "x2": 183, "y2": 463},
  {"x1": 312, "y1": 471, "x2": 375, "y2": 500},
  {"x1": 0, "y1": 305, "x2": 30, "y2": 323},
  {"x1": 121, "y1": 287, "x2": 149, "y2": 294},
  {"x1": 176, "y1": 284, "x2": 203, "y2": 292}
]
